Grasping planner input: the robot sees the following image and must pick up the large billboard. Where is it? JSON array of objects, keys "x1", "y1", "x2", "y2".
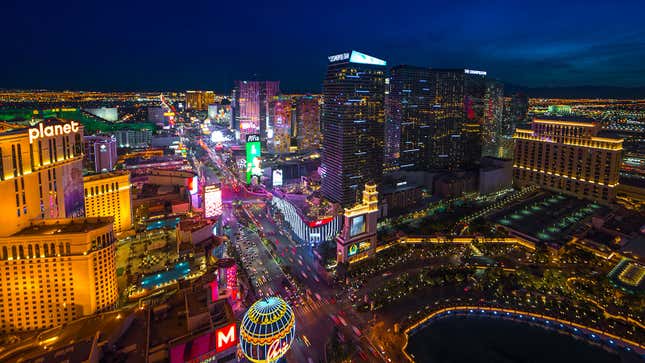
[
  {"x1": 349, "y1": 215, "x2": 365, "y2": 237},
  {"x1": 169, "y1": 323, "x2": 237, "y2": 363},
  {"x1": 204, "y1": 185, "x2": 222, "y2": 218},
  {"x1": 348, "y1": 240, "x2": 371, "y2": 257},
  {"x1": 245, "y1": 134, "x2": 261, "y2": 184},
  {"x1": 272, "y1": 169, "x2": 283, "y2": 187},
  {"x1": 63, "y1": 162, "x2": 85, "y2": 218}
]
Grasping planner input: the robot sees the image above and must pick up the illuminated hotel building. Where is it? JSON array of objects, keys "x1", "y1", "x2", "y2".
[
  {"x1": 430, "y1": 68, "x2": 487, "y2": 170},
  {"x1": 270, "y1": 196, "x2": 342, "y2": 244},
  {"x1": 233, "y1": 81, "x2": 281, "y2": 141},
  {"x1": 185, "y1": 90, "x2": 215, "y2": 111},
  {"x1": 0, "y1": 120, "x2": 85, "y2": 237},
  {"x1": 295, "y1": 95, "x2": 321, "y2": 151},
  {"x1": 268, "y1": 95, "x2": 294, "y2": 153},
  {"x1": 388, "y1": 65, "x2": 434, "y2": 170},
  {"x1": 387, "y1": 67, "x2": 491, "y2": 171},
  {"x1": 0, "y1": 217, "x2": 118, "y2": 333},
  {"x1": 513, "y1": 119, "x2": 623, "y2": 202},
  {"x1": 83, "y1": 135, "x2": 117, "y2": 173},
  {"x1": 322, "y1": 50, "x2": 386, "y2": 207},
  {"x1": 336, "y1": 183, "x2": 379, "y2": 263},
  {"x1": 83, "y1": 171, "x2": 133, "y2": 235}
]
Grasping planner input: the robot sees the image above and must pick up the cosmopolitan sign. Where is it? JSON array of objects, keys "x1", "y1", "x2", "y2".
[
  {"x1": 328, "y1": 52, "x2": 350, "y2": 62},
  {"x1": 29, "y1": 121, "x2": 80, "y2": 144}
]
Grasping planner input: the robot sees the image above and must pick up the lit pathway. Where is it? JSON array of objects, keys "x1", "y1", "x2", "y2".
[{"x1": 402, "y1": 306, "x2": 645, "y2": 362}]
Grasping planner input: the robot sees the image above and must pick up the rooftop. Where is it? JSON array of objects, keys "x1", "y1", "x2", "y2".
[
  {"x1": 9, "y1": 217, "x2": 113, "y2": 237},
  {"x1": 83, "y1": 170, "x2": 130, "y2": 182}
]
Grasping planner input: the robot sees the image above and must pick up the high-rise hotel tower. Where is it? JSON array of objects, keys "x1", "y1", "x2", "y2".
[
  {"x1": 513, "y1": 119, "x2": 622, "y2": 202},
  {"x1": 0, "y1": 120, "x2": 118, "y2": 333},
  {"x1": 321, "y1": 50, "x2": 387, "y2": 207}
]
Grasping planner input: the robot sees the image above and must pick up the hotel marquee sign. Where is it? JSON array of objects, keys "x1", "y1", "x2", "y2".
[
  {"x1": 29, "y1": 121, "x2": 80, "y2": 144},
  {"x1": 328, "y1": 52, "x2": 350, "y2": 62}
]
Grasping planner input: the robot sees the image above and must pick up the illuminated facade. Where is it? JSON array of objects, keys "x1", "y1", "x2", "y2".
[
  {"x1": 233, "y1": 81, "x2": 280, "y2": 141},
  {"x1": 0, "y1": 120, "x2": 85, "y2": 237},
  {"x1": 246, "y1": 134, "x2": 262, "y2": 184},
  {"x1": 270, "y1": 196, "x2": 342, "y2": 244},
  {"x1": 295, "y1": 95, "x2": 321, "y2": 151},
  {"x1": 388, "y1": 65, "x2": 434, "y2": 170},
  {"x1": 430, "y1": 68, "x2": 487, "y2": 170},
  {"x1": 83, "y1": 135, "x2": 117, "y2": 172},
  {"x1": 83, "y1": 171, "x2": 132, "y2": 234},
  {"x1": 185, "y1": 90, "x2": 215, "y2": 111},
  {"x1": 387, "y1": 66, "x2": 493, "y2": 172},
  {"x1": 322, "y1": 50, "x2": 386, "y2": 207},
  {"x1": 268, "y1": 95, "x2": 294, "y2": 153},
  {"x1": 240, "y1": 296, "x2": 296, "y2": 363},
  {"x1": 336, "y1": 183, "x2": 379, "y2": 263},
  {"x1": 513, "y1": 119, "x2": 623, "y2": 202},
  {"x1": 204, "y1": 184, "x2": 223, "y2": 218},
  {"x1": 0, "y1": 217, "x2": 118, "y2": 333}
]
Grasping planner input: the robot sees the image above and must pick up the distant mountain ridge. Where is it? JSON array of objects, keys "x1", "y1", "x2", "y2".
[{"x1": 503, "y1": 84, "x2": 645, "y2": 99}]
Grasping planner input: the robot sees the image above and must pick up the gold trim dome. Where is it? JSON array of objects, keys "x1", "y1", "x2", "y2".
[{"x1": 240, "y1": 296, "x2": 296, "y2": 362}]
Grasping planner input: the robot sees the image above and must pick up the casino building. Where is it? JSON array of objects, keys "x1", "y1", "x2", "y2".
[
  {"x1": 83, "y1": 171, "x2": 133, "y2": 235},
  {"x1": 513, "y1": 119, "x2": 623, "y2": 203},
  {"x1": 0, "y1": 217, "x2": 119, "y2": 333},
  {"x1": 0, "y1": 119, "x2": 86, "y2": 236},
  {"x1": 0, "y1": 120, "x2": 119, "y2": 333},
  {"x1": 321, "y1": 50, "x2": 387, "y2": 207}
]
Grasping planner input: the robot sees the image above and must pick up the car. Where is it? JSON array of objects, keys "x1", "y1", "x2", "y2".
[
  {"x1": 329, "y1": 314, "x2": 340, "y2": 325},
  {"x1": 337, "y1": 316, "x2": 347, "y2": 326},
  {"x1": 313, "y1": 275, "x2": 320, "y2": 283},
  {"x1": 352, "y1": 325, "x2": 362, "y2": 336}
]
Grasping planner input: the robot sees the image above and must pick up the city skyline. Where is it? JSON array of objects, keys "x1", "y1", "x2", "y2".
[
  {"x1": 3, "y1": 0, "x2": 645, "y2": 91},
  {"x1": 0, "y1": 2, "x2": 644, "y2": 362}
]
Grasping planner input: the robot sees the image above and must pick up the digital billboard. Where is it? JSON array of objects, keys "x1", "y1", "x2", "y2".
[
  {"x1": 188, "y1": 175, "x2": 199, "y2": 195},
  {"x1": 204, "y1": 185, "x2": 222, "y2": 218},
  {"x1": 245, "y1": 134, "x2": 261, "y2": 184},
  {"x1": 63, "y1": 162, "x2": 86, "y2": 218},
  {"x1": 348, "y1": 240, "x2": 372, "y2": 257},
  {"x1": 272, "y1": 169, "x2": 283, "y2": 187},
  {"x1": 349, "y1": 215, "x2": 365, "y2": 237}
]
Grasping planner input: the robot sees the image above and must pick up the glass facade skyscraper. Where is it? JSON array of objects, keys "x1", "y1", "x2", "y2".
[
  {"x1": 388, "y1": 67, "x2": 492, "y2": 171},
  {"x1": 431, "y1": 69, "x2": 487, "y2": 170},
  {"x1": 321, "y1": 51, "x2": 386, "y2": 207},
  {"x1": 388, "y1": 65, "x2": 434, "y2": 170},
  {"x1": 295, "y1": 95, "x2": 321, "y2": 151},
  {"x1": 233, "y1": 81, "x2": 280, "y2": 141}
]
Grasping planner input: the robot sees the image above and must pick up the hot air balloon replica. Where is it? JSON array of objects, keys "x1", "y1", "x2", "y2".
[{"x1": 239, "y1": 296, "x2": 296, "y2": 362}]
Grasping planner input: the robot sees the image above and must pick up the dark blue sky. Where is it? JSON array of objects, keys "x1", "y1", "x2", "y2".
[{"x1": 2, "y1": 0, "x2": 644, "y2": 92}]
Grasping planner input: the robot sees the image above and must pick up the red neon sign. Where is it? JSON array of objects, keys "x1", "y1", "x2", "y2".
[
  {"x1": 216, "y1": 323, "x2": 237, "y2": 351},
  {"x1": 307, "y1": 217, "x2": 334, "y2": 228}
]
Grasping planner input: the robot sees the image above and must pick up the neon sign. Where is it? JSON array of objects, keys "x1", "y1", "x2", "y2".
[
  {"x1": 29, "y1": 121, "x2": 80, "y2": 144},
  {"x1": 307, "y1": 217, "x2": 334, "y2": 228},
  {"x1": 171, "y1": 323, "x2": 238, "y2": 363},
  {"x1": 464, "y1": 69, "x2": 487, "y2": 76},
  {"x1": 216, "y1": 323, "x2": 237, "y2": 351},
  {"x1": 267, "y1": 339, "x2": 290, "y2": 361},
  {"x1": 328, "y1": 52, "x2": 350, "y2": 62}
]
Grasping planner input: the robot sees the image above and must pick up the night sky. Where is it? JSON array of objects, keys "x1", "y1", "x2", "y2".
[{"x1": 3, "y1": 0, "x2": 645, "y2": 92}]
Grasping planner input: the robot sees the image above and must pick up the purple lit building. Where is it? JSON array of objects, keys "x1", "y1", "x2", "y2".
[
  {"x1": 83, "y1": 135, "x2": 117, "y2": 173},
  {"x1": 233, "y1": 80, "x2": 280, "y2": 141}
]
